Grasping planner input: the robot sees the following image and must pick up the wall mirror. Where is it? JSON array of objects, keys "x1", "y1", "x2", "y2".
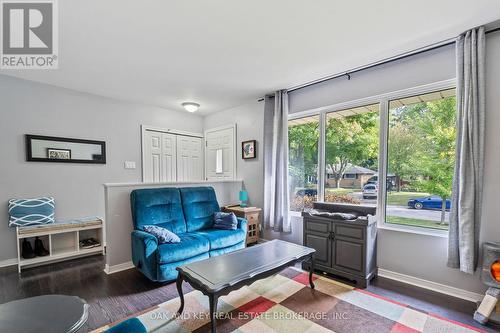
[{"x1": 25, "y1": 134, "x2": 106, "y2": 164}]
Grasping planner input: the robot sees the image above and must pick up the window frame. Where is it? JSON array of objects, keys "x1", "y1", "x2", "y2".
[{"x1": 288, "y1": 79, "x2": 456, "y2": 236}]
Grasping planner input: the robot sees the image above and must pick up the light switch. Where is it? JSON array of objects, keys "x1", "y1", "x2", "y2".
[{"x1": 124, "y1": 161, "x2": 136, "y2": 169}]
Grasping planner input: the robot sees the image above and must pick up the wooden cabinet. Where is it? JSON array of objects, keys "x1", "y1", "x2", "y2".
[
  {"x1": 222, "y1": 206, "x2": 261, "y2": 245},
  {"x1": 302, "y1": 203, "x2": 377, "y2": 288}
]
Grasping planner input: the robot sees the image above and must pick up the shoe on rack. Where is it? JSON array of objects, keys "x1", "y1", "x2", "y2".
[
  {"x1": 22, "y1": 239, "x2": 36, "y2": 259},
  {"x1": 34, "y1": 237, "x2": 49, "y2": 257},
  {"x1": 79, "y1": 239, "x2": 94, "y2": 249},
  {"x1": 88, "y1": 238, "x2": 101, "y2": 248}
]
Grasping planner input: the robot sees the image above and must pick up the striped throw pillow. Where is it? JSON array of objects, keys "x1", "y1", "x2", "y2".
[{"x1": 8, "y1": 197, "x2": 55, "y2": 227}]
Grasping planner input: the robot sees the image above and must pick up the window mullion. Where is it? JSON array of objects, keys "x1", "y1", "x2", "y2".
[
  {"x1": 318, "y1": 112, "x2": 326, "y2": 202},
  {"x1": 378, "y1": 99, "x2": 389, "y2": 224}
]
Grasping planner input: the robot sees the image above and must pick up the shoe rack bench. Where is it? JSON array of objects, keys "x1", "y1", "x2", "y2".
[{"x1": 16, "y1": 217, "x2": 104, "y2": 273}]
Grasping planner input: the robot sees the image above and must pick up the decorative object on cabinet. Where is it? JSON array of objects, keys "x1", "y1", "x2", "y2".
[
  {"x1": 239, "y1": 190, "x2": 248, "y2": 207},
  {"x1": 223, "y1": 205, "x2": 261, "y2": 245},
  {"x1": 16, "y1": 217, "x2": 104, "y2": 273},
  {"x1": 241, "y1": 140, "x2": 256, "y2": 159},
  {"x1": 25, "y1": 134, "x2": 106, "y2": 164},
  {"x1": 302, "y1": 202, "x2": 377, "y2": 288}
]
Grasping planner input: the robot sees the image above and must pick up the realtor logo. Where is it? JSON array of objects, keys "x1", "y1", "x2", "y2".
[{"x1": 1, "y1": 0, "x2": 58, "y2": 69}]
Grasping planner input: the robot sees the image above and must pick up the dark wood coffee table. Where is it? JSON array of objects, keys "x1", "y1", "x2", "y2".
[{"x1": 176, "y1": 239, "x2": 315, "y2": 332}]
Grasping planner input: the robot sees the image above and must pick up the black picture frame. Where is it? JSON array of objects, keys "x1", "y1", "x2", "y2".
[
  {"x1": 25, "y1": 134, "x2": 107, "y2": 164},
  {"x1": 242, "y1": 140, "x2": 256, "y2": 159}
]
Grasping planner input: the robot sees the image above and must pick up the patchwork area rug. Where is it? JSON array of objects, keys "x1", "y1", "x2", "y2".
[{"x1": 93, "y1": 268, "x2": 486, "y2": 333}]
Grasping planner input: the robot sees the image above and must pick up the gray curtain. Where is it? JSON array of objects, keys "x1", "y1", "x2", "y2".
[
  {"x1": 263, "y1": 90, "x2": 291, "y2": 232},
  {"x1": 448, "y1": 27, "x2": 485, "y2": 274}
]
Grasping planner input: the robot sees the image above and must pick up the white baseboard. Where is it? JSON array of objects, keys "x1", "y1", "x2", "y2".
[
  {"x1": 378, "y1": 268, "x2": 483, "y2": 303},
  {"x1": 104, "y1": 261, "x2": 134, "y2": 275},
  {"x1": 0, "y1": 258, "x2": 18, "y2": 268}
]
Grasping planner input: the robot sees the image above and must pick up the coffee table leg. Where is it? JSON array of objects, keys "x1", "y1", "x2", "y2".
[
  {"x1": 209, "y1": 294, "x2": 218, "y2": 333},
  {"x1": 176, "y1": 274, "x2": 184, "y2": 316},
  {"x1": 308, "y1": 255, "x2": 315, "y2": 289}
]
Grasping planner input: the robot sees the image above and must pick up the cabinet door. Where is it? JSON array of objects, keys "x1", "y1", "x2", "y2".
[
  {"x1": 332, "y1": 238, "x2": 364, "y2": 275},
  {"x1": 176, "y1": 136, "x2": 203, "y2": 181},
  {"x1": 304, "y1": 232, "x2": 331, "y2": 268}
]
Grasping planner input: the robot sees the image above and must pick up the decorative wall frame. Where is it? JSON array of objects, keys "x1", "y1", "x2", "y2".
[
  {"x1": 25, "y1": 134, "x2": 106, "y2": 164},
  {"x1": 242, "y1": 140, "x2": 256, "y2": 159}
]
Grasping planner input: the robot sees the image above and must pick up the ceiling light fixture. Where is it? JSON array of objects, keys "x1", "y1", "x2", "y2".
[{"x1": 182, "y1": 102, "x2": 200, "y2": 112}]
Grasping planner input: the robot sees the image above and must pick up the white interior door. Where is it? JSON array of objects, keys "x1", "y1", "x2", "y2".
[
  {"x1": 176, "y1": 136, "x2": 203, "y2": 181},
  {"x1": 143, "y1": 130, "x2": 177, "y2": 182},
  {"x1": 205, "y1": 125, "x2": 236, "y2": 180}
]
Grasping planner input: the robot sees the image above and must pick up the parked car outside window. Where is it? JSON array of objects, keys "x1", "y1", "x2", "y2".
[
  {"x1": 295, "y1": 189, "x2": 318, "y2": 197},
  {"x1": 407, "y1": 196, "x2": 451, "y2": 210},
  {"x1": 362, "y1": 184, "x2": 378, "y2": 199}
]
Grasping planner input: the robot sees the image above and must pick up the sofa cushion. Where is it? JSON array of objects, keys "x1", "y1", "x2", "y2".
[
  {"x1": 8, "y1": 197, "x2": 55, "y2": 227},
  {"x1": 130, "y1": 188, "x2": 186, "y2": 234},
  {"x1": 180, "y1": 187, "x2": 220, "y2": 232},
  {"x1": 213, "y1": 212, "x2": 238, "y2": 230},
  {"x1": 196, "y1": 228, "x2": 246, "y2": 250},
  {"x1": 143, "y1": 225, "x2": 181, "y2": 243},
  {"x1": 157, "y1": 233, "x2": 209, "y2": 264}
]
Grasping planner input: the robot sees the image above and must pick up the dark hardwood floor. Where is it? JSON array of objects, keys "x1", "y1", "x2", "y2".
[{"x1": 0, "y1": 255, "x2": 497, "y2": 332}]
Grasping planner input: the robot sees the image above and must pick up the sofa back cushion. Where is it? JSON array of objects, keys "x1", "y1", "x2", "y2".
[
  {"x1": 180, "y1": 187, "x2": 220, "y2": 232},
  {"x1": 130, "y1": 188, "x2": 186, "y2": 234}
]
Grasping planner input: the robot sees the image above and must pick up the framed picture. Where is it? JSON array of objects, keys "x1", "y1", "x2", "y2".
[
  {"x1": 47, "y1": 148, "x2": 71, "y2": 160},
  {"x1": 242, "y1": 140, "x2": 256, "y2": 159}
]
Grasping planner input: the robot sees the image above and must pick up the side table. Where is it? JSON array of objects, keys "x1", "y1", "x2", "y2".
[{"x1": 222, "y1": 205, "x2": 261, "y2": 245}]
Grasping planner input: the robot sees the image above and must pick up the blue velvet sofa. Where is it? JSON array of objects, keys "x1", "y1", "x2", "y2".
[{"x1": 130, "y1": 186, "x2": 247, "y2": 282}]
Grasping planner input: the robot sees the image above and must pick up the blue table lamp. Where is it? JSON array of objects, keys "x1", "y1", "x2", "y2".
[{"x1": 239, "y1": 190, "x2": 248, "y2": 207}]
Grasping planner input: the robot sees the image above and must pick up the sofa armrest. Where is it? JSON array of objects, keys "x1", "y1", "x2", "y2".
[
  {"x1": 131, "y1": 230, "x2": 159, "y2": 280},
  {"x1": 237, "y1": 217, "x2": 248, "y2": 232}
]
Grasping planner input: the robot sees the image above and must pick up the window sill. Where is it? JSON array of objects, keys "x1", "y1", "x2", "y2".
[{"x1": 378, "y1": 222, "x2": 448, "y2": 238}]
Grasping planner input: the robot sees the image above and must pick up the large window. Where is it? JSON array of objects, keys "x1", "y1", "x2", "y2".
[
  {"x1": 288, "y1": 115, "x2": 319, "y2": 211},
  {"x1": 385, "y1": 89, "x2": 456, "y2": 230},
  {"x1": 324, "y1": 104, "x2": 379, "y2": 206},
  {"x1": 288, "y1": 83, "x2": 457, "y2": 232}
]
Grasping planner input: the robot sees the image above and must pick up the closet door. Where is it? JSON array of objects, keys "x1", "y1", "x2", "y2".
[
  {"x1": 161, "y1": 133, "x2": 177, "y2": 182},
  {"x1": 143, "y1": 131, "x2": 177, "y2": 182},
  {"x1": 144, "y1": 130, "x2": 163, "y2": 182},
  {"x1": 176, "y1": 136, "x2": 203, "y2": 181}
]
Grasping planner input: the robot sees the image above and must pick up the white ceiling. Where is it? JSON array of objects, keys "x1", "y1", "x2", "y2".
[{"x1": 2, "y1": 1, "x2": 500, "y2": 115}]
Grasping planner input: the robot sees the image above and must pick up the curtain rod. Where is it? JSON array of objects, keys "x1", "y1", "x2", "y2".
[{"x1": 282, "y1": 26, "x2": 500, "y2": 94}]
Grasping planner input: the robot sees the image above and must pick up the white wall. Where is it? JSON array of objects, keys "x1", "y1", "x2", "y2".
[
  {"x1": 289, "y1": 45, "x2": 456, "y2": 114},
  {"x1": 0, "y1": 75, "x2": 203, "y2": 262},
  {"x1": 203, "y1": 101, "x2": 265, "y2": 209}
]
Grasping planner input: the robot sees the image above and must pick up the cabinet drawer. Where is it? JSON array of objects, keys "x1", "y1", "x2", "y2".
[
  {"x1": 246, "y1": 213, "x2": 259, "y2": 223},
  {"x1": 305, "y1": 220, "x2": 330, "y2": 233},
  {"x1": 335, "y1": 224, "x2": 364, "y2": 240}
]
